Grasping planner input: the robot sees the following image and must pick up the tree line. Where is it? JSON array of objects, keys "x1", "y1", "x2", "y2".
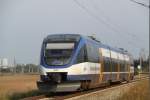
[
  {"x1": 0, "y1": 64, "x2": 40, "y2": 74},
  {"x1": 0, "y1": 56, "x2": 149, "y2": 75},
  {"x1": 134, "y1": 56, "x2": 149, "y2": 75}
]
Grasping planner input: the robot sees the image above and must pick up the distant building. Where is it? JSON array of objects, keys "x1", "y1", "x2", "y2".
[
  {"x1": 1, "y1": 58, "x2": 8, "y2": 69},
  {"x1": 0, "y1": 59, "x2": 2, "y2": 67}
]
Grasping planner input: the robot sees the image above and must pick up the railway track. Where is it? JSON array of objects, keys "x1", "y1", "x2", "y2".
[{"x1": 22, "y1": 75, "x2": 149, "y2": 100}]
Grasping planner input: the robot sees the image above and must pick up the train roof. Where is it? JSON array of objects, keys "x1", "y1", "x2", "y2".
[
  {"x1": 81, "y1": 35, "x2": 129, "y2": 54},
  {"x1": 46, "y1": 33, "x2": 81, "y2": 38},
  {"x1": 44, "y1": 34, "x2": 129, "y2": 55},
  {"x1": 44, "y1": 33, "x2": 81, "y2": 42}
]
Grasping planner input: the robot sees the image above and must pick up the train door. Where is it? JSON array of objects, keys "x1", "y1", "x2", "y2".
[
  {"x1": 127, "y1": 62, "x2": 131, "y2": 81},
  {"x1": 108, "y1": 47, "x2": 112, "y2": 82},
  {"x1": 117, "y1": 53, "x2": 120, "y2": 81},
  {"x1": 99, "y1": 48, "x2": 104, "y2": 83}
]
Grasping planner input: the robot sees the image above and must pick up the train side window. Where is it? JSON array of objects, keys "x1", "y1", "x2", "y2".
[
  {"x1": 76, "y1": 45, "x2": 88, "y2": 63},
  {"x1": 104, "y1": 60, "x2": 107, "y2": 72},
  {"x1": 113, "y1": 61, "x2": 116, "y2": 72},
  {"x1": 125, "y1": 62, "x2": 129, "y2": 71},
  {"x1": 120, "y1": 63, "x2": 122, "y2": 72},
  {"x1": 84, "y1": 45, "x2": 88, "y2": 62},
  {"x1": 76, "y1": 47, "x2": 84, "y2": 63},
  {"x1": 111, "y1": 60, "x2": 114, "y2": 72},
  {"x1": 124, "y1": 62, "x2": 127, "y2": 72},
  {"x1": 115, "y1": 62, "x2": 117, "y2": 72},
  {"x1": 120, "y1": 62, "x2": 125, "y2": 72},
  {"x1": 111, "y1": 59, "x2": 115, "y2": 72},
  {"x1": 111, "y1": 59, "x2": 118, "y2": 72},
  {"x1": 104, "y1": 58, "x2": 111, "y2": 72},
  {"x1": 115, "y1": 61, "x2": 118, "y2": 72},
  {"x1": 118, "y1": 62, "x2": 120, "y2": 72},
  {"x1": 86, "y1": 42, "x2": 99, "y2": 63},
  {"x1": 121, "y1": 63, "x2": 124, "y2": 72}
]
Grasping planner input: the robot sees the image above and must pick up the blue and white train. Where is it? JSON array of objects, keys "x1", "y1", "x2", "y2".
[{"x1": 37, "y1": 34, "x2": 134, "y2": 92}]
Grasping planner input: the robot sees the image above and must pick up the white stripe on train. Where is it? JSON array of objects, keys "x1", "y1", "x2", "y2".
[{"x1": 40, "y1": 62, "x2": 133, "y2": 76}]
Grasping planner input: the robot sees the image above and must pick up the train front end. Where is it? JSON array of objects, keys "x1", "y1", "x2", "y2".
[{"x1": 37, "y1": 34, "x2": 82, "y2": 92}]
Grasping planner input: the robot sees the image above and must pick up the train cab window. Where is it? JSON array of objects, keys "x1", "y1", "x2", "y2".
[{"x1": 44, "y1": 43, "x2": 75, "y2": 66}]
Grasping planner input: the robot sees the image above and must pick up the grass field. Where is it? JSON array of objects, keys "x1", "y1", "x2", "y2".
[
  {"x1": 0, "y1": 74, "x2": 149, "y2": 100},
  {"x1": 118, "y1": 79, "x2": 150, "y2": 100},
  {"x1": 0, "y1": 74, "x2": 39, "y2": 100}
]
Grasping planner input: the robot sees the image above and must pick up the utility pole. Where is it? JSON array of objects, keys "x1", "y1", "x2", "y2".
[
  {"x1": 149, "y1": 55, "x2": 150, "y2": 81},
  {"x1": 139, "y1": 48, "x2": 147, "y2": 72},
  {"x1": 139, "y1": 50, "x2": 142, "y2": 74},
  {"x1": 149, "y1": 22, "x2": 150, "y2": 90},
  {"x1": 140, "y1": 53, "x2": 142, "y2": 73},
  {"x1": 13, "y1": 57, "x2": 16, "y2": 74},
  {"x1": 22, "y1": 64, "x2": 24, "y2": 74},
  {"x1": 130, "y1": 0, "x2": 149, "y2": 80},
  {"x1": 0, "y1": 59, "x2": 1, "y2": 75}
]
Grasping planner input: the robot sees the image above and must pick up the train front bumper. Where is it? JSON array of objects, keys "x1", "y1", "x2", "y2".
[{"x1": 37, "y1": 80, "x2": 81, "y2": 92}]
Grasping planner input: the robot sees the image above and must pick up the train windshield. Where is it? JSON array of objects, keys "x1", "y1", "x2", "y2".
[{"x1": 44, "y1": 43, "x2": 75, "y2": 66}]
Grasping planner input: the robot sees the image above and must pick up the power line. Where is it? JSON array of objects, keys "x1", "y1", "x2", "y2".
[
  {"x1": 88, "y1": 0, "x2": 145, "y2": 43},
  {"x1": 73, "y1": 0, "x2": 122, "y2": 46},
  {"x1": 130, "y1": 0, "x2": 150, "y2": 8},
  {"x1": 73, "y1": 0, "x2": 121, "y2": 35},
  {"x1": 73, "y1": 0, "x2": 143, "y2": 48}
]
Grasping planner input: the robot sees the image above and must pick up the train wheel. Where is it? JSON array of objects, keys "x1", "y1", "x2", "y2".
[
  {"x1": 122, "y1": 78, "x2": 126, "y2": 82},
  {"x1": 131, "y1": 76, "x2": 134, "y2": 80},
  {"x1": 81, "y1": 81, "x2": 90, "y2": 90},
  {"x1": 126, "y1": 80, "x2": 130, "y2": 83},
  {"x1": 85, "y1": 81, "x2": 90, "y2": 90},
  {"x1": 107, "y1": 80, "x2": 112, "y2": 86},
  {"x1": 81, "y1": 81, "x2": 86, "y2": 90}
]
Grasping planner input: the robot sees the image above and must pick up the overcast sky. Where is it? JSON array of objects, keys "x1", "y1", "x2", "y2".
[{"x1": 0, "y1": 0, "x2": 149, "y2": 64}]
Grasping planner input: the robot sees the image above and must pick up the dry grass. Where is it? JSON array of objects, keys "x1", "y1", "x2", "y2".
[
  {"x1": 118, "y1": 79, "x2": 150, "y2": 100},
  {"x1": 1, "y1": 74, "x2": 149, "y2": 100},
  {"x1": 0, "y1": 74, "x2": 40, "y2": 100}
]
